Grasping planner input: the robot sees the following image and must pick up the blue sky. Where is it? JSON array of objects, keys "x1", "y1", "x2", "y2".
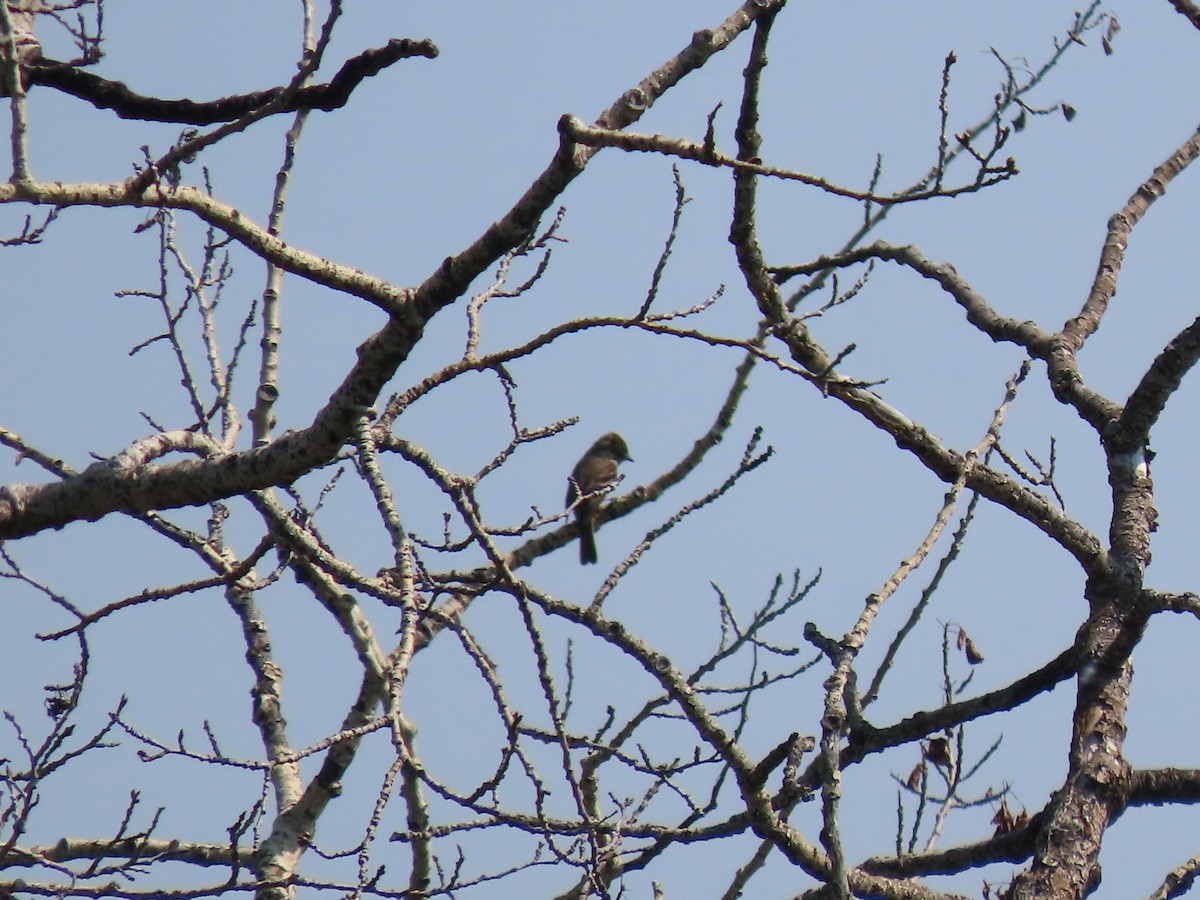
[{"x1": 4, "y1": 2, "x2": 1200, "y2": 897}]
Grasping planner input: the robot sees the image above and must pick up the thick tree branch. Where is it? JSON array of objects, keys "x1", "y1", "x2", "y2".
[
  {"x1": 845, "y1": 646, "x2": 1079, "y2": 765},
  {"x1": 24, "y1": 38, "x2": 440, "y2": 124},
  {"x1": 775, "y1": 241, "x2": 1055, "y2": 358},
  {"x1": 1049, "y1": 124, "x2": 1200, "y2": 431},
  {"x1": 1115, "y1": 312, "x2": 1200, "y2": 450},
  {"x1": 1167, "y1": 0, "x2": 1200, "y2": 32}
]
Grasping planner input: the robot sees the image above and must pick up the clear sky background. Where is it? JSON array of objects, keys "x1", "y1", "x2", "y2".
[{"x1": 4, "y1": 2, "x2": 1200, "y2": 897}]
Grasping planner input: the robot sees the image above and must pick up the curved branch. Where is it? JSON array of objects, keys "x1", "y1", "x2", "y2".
[
  {"x1": 25, "y1": 39, "x2": 440, "y2": 124},
  {"x1": 1049, "y1": 124, "x2": 1200, "y2": 431},
  {"x1": 0, "y1": 180, "x2": 412, "y2": 314},
  {"x1": 774, "y1": 241, "x2": 1055, "y2": 357},
  {"x1": 1114, "y1": 312, "x2": 1200, "y2": 450},
  {"x1": 856, "y1": 766, "x2": 1200, "y2": 880},
  {"x1": 846, "y1": 646, "x2": 1079, "y2": 764},
  {"x1": 560, "y1": 117, "x2": 1017, "y2": 204},
  {"x1": 1167, "y1": 0, "x2": 1200, "y2": 32}
]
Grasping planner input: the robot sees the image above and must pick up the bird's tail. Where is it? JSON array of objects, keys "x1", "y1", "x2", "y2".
[{"x1": 579, "y1": 528, "x2": 598, "y2": 565}]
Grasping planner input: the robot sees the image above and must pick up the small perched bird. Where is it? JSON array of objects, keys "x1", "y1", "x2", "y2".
[{"x1": 566, "y1": 432, "x2": 632, "y2": 565}]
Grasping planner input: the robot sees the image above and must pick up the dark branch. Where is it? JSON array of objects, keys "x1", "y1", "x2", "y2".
[{"x1": 25, "y1": 38, "x2": 439, "y2": 123}]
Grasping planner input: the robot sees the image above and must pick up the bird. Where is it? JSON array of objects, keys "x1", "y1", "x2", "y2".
[{"x1": 565, "y1": 432, "x2": 632, "y2": 565}]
